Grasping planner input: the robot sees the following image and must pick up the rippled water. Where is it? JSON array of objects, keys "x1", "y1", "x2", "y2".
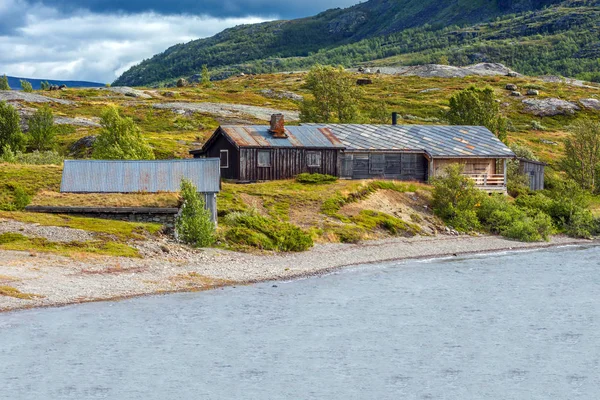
[{"x1": 1, "y1": 246, "x2": 599, "y2": 399}]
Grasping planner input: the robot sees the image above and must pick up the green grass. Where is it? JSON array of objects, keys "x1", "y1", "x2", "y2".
[
  {"x1": 0, "y1": 212, "x2": 162, "y2": 240},
  {"x1": 0, "y1": 232, "x2": 140, "y2": 258},
  {"x1": 0, "y1": 164, "x2": 62, "y2": 205},
  {"x1": 0, "y1": 285, "x2": 41, "y2": 300}
]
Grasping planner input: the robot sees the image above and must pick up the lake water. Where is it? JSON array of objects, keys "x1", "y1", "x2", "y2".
[{"x1": 1, "y1": 246, "x2": 599, "y2": 399}]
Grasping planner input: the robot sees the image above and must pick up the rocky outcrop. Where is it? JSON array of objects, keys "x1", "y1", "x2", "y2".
[
  {"x1": 579, "y1": 98, "x2": 600, "y2": 110},
  {"x1": 100, "y1": 87, "x2": 153, "y2": 99},
  {"x1": 153, "y1": 102, "x2": 300, "y2": 122},
  {"x1": 372, "y1": 63, "x2": 521, "y2": 78},
  {"x1": 259, "y1": 89, "x2": 303, "y2": 102},
  {"x1": 69, "y1": 136, "x2": 97, "y2": 157},
  {"x1": 522, "y1": 98, "x2": 580, "y2": 116},
  {"x1": 0, "y1": 91, "x2": 73, "y2": 105}
]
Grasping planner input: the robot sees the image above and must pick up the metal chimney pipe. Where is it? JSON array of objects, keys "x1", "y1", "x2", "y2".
[{"x1": 392, "y1": 112, "x2": 398, "y2": 125}]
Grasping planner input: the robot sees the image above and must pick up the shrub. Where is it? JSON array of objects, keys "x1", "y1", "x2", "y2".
[
  {"x1": 175, "y1": 179, "x2": 216, "y2": 248},
  {"x1": 0, "y1": 149, "x2": 63, "y2": 165},
  {"x1": 530, "y1": 120, "x2": 546, "y2": 131},
  {"x1": 28, "y1": 106, "x2": 56, "y2": 151},
  {"x1": 0, "y1": 184, "x2": 31, "y2": 211},
  {"x1": 0, "y1": 101, "x2": 26, "y2": 153},
  {"x1": 224, "y1": 211, "x2": 313, "y2": 252},
  {"x1": 351, "y1": 210, "x2": 420, "y2": 236},
  {"x1": 0, "y1": 75, "x2": 9, "y2": 90},
  {"x1": 295, "y1": 173, "x2": 338, "y2": 184},
  {"x1": 431, "y1": 164, "x2": 483, "y2": 231},
  {"x1": 333, "y1": 225, "x2": 364, "y2": 243},
  {"x1": 92, "y1": 106, "x2": 154, "y2": 160},
  {"x1": 20, "y1": 80, "x2": 33, "y2": 93}
]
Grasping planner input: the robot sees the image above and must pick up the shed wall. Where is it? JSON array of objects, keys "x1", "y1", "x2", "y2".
[
  {"x1": 520, "y1": 161, "x2": 545, "y2": 191},
  {"x1": 239, "y1": 148, "x2": 338, "y2": 181},
  {"x1": 339, "y1": 152, "x2": 428, "y2": 181},
  {"x1": 195, "y1": 132, "x2": 240, "y2": 180}
]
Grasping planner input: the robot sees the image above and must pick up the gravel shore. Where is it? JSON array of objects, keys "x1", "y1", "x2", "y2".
[{"x1": 0, "y1": 235, "x2": 593, "y2": 312}]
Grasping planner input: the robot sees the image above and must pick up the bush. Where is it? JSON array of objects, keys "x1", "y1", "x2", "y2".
[
  {"x1": 295, "y1": 173, "x2": 338, "y2": 184},
  {"x1": 175, "y1": 179, "x2": 216, "y2": 248},
  {"x1": 223, "y1": 211, "x2": 313, "y2": 252},
  {"x1": 20, "y1": 80, "x2": 33, "y2": 93},
  {"x1": 0, "y1": 149, "x2": 63, "y2": 165},
  {"x1": 0, "y1": 184, "x2": 31, "y2": 211},
  {"x1": 431, "y1": 164, "x2": 483, "y2": 231},
  {"x1": 530, "y1": 120, "x2": 546, "y2": 131},
  {"x1": 0, "y1": 101, "x2": 26, "y2": 153},
  {"x1": 28, "y1": 106, "x2": 56, "y2": 151}
]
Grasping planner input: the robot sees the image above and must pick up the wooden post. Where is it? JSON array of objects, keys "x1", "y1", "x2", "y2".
[{"x1": 503, "y1": 159, "x2": 508, "y2": 188}]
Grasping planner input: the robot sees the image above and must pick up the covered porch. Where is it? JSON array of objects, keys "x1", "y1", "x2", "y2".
[{"x1": 430, "y1": 157, "x2": 509, "y2": 193}]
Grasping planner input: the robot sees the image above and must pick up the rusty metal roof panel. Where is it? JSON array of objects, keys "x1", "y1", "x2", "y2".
[
  {"x1": 61, "y1": 159, "x2": 221, "y2": 193},
  {"x1": 219, "y1": 125, "x2": 345, "y2": 148},
  {"x1": 305, "y1": 124, "x2": 514, "y2": 158}
]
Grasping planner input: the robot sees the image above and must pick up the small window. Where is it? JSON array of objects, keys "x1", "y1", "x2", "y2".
[
  {"x1": 220, "y1": 150, "x2": 229, "y2": 168},
  {"x1": 307, "y1": 151, "x2": 322, "y2": 167},
  {"x1": 258, "y1": 150, "x2": 271, "y2": 167}
]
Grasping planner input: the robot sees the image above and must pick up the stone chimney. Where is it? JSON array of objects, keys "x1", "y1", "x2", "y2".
[{"x1": 269, "y1": 113, "x2": 287, "y2": 138}]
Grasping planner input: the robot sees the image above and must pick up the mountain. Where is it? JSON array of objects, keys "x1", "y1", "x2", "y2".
[
  {"x1": 6, "y1": 76, "x2": 105, "y2": 90},
  {"x1": 114, "y1": 0, "x2": 598, "y2": 87}
]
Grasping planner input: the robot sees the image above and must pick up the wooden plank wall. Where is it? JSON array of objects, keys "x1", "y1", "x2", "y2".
[
  {"x1": 239, "y1": 148, "x2": 338, "y2": 181},
  {"x1": 340, "y1": 153, "x2": 428, "y2": 181}
]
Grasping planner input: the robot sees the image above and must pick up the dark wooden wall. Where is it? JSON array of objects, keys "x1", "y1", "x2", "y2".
[
  {"x1": 194, "y1": 132, "x2": 239, "y2": 180},
  {"x1": 340, "y1": 152, "x2": 428, "y2": 181},
  {"x1": 239, "y1": 148, "x2": 338, "y2": 181}
]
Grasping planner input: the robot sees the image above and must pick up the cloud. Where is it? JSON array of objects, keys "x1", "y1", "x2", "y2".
[
  {"x1": 0, "y1": 7, "x2": 270, "y2": 82},
  {"x1": 36, "y1": 0, "x2": 358, "y2": 19}
]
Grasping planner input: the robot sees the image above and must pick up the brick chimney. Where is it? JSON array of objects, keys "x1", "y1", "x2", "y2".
[{"x1": 269, "y1": 113, "x2": 287, "y2": 138}]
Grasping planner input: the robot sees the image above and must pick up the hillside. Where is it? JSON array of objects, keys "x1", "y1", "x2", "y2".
[
  {"x1": 6, "y1": 76, "x2": 105, "y2": 90},
  {"x1": 112, "y1": 0, "x2": 592, "y2": 87},
  {"x1": 114, "y1": 0, "x2": 568, "y2": 86}
]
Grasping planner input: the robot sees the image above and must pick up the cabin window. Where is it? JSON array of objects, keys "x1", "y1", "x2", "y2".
[
  {"x1": 220, "y1": 150, "x2": 229, "y2": 168},
  {"x1": 307, "y1": 151, "x2": 322, "y2": 167},
  {"x1": 258, "y1": 150, "x2": 271, "y2": 167}
]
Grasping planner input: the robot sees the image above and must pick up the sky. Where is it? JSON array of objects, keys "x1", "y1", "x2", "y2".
[{"x1": 0, "y1": 0, "x2": 358, "y2": 83}]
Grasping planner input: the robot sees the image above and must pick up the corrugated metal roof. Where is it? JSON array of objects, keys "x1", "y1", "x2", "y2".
[
  {"x1": 305, "y1": 124, "x2": 515, "y2": 158},
  {"x1": 60, "y1": 159, "x2": 221, "y2": 193},
  {"x1": 219, "y1": 125, "x2": 345, "y2": 149}
]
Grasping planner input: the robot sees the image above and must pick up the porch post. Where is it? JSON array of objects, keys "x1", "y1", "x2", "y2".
[{"x1": 503, "y1": 159, "x2": 508, "y2": 188}]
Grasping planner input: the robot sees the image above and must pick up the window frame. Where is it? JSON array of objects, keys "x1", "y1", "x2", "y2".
[
  {"x1": 257, "y1": 150, "x2": 272, "y2": 167},
  {"x1": 306, "y1": 151, "x2": 322, "y2": 168},
  {"x1": 220, "y1": 149, "x2": 229, "y2": 169}
]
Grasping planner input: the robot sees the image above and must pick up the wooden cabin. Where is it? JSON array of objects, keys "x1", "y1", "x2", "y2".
[
  {"x1": 190, "y1": 114, "x2": 345, "y2": 181},
  {"x1": 519, "y1": 158, "x2": 546, "y2": 191},
  {"x1": 191, "y1": 114, "x2": 516, "y2": 192}
]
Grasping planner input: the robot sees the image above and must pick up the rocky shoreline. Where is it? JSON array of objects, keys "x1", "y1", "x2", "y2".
[{"x1": 0, "y1": 235, "x2": 594, "y2": 313}]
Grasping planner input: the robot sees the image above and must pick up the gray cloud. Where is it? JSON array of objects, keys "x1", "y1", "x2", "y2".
[{"x1": 35, "y1": 0, "x2": 358, "y2": 19}]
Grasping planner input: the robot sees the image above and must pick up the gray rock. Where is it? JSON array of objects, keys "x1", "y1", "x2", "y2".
[
  {"x1": 579, "y1": 98, "x2": 600, "y2": 110},
  {"x1": 522, "y1": 98, "x2": 580, "y2": 116},
  {"x1": 69, "y1": 136, "x2": 97, "y2": 156},
  {"x1": 259, "y1": 89, "x2": 303, "y2": 102},
  {"x1": 540, "y1": 139, "x2": 558, "y2": 145},
  {"x1": 526, "y1": 89, "x2": 539, "y2": 96},
  {"x1": 100, "y1": 86, "x2": 152, "y2": 99},
  {"x1": 511, "y1": 91, "x2": 522, "y2": 97},
  {"x1": 419, "y1": 88, "x2": 441, "y2": 94},
  {"x1": 372, "y1": 62, "x2": 521, "y2": 78},
  {"x1": 506, "y1": 84, "x2": 518, "y2": 91},
  {"x1": 0, "y1": 90, "x2": 73, "y2": 105}
]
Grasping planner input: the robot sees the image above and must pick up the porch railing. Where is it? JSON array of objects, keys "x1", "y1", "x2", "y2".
[{"x1": 463, "y1": 173, "x2": 505, "y2": 187}]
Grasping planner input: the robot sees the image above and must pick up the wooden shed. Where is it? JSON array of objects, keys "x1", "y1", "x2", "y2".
[
  {"x1": 190, "y1": 114, "x2": 345, "y2": 182},
  {"x1": 519, "y1": 158, "x2": 546, "y2": 191}
]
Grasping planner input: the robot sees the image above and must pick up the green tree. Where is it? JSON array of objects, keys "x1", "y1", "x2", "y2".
[
  {"x1": 28, "y1": 106, "x2": 56, "y2": 151},
  {"x1": 447, "y1": 86, "x2": 508, "y2": 143},
  {"x1": 92, "y1": 106, "x2": 155, "y2": 160},
  {"x1": 300, "y1": 64, "x2": 362, "y2": 123},
  {"x1": 561, "y1": 119, "x2": 600, "y2": 192},
  {"x1": 40, "y1": 81, "x2": 50, "y2": 90},
  {"x1": 0, "y1": 101, "x2": 26, "y2": 153},
  {"x1": 176, "y1": 179, "x2": 216, "y2": 248},
  {"x1": 431, "y1": 163, "x2": 483, "y2": 231},
  {"x1": 439, "y1": 55, "x2": 450, "y2": 65},
  {"x1": 201, "y1": 65, "x2": 211, "y2": 87},
  {"x1": 20, "y1": 80, "x2": 33, "y2": 93},
  {"x1": 0, "y1": 75, "x2": 10, "y2": 90}
]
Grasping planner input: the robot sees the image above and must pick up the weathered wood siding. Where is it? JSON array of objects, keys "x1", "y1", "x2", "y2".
[
  {"x1": 520, "y1": 160, "x2": 545, "y2": 191},
  {"x1": 339, "y1": 152, "x2": 428, "y2": 181},
  {"x1": 193, "y1": 132, "x2": 239, "y2": 180},
  {"x1": 239, "y1": 148, "x2": 338, "y2": 181},
  {"x1": 432, "y1": 158, "x2": 498, "y2": 177}
]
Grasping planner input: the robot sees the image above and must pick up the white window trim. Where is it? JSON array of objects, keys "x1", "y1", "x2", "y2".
[
  {"x1": 307, "y1": 151, "x2": 322, "y2": 167},
  {"x1": 220, "y1": 149, "x2": 229, "y2": 169}
]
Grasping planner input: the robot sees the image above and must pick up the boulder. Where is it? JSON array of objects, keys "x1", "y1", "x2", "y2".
[
  {"x1": 579, "y1": 98, "x2": 600, "y2": 110},
  {"x1": 69, "y1": 136, "x2": 97, "y2": 157},
  {"x1": 526, "y1": 89, "x2": 539, "y2": 96},
  {"x1": 259, "y1": 89, "x2": 303, "y2": 102},
  {"x1": 522, "y1": 98, "x2": 580, "y2": 116},
  {"x1": 506, "y1": 84, "x2": 518, "y2": 91},
  {"x1": 356, "y1": 78, "x2": 373, "y2": 85},
  {"x1": 510, "y1": 91, "x2": 522, "y2": 97}
]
